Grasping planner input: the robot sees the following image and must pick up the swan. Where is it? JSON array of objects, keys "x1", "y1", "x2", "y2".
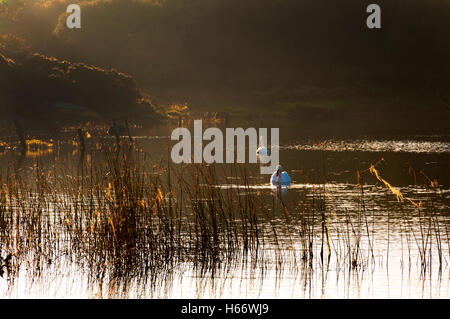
[
  {"x1": 270, "y1": 165, "x2": 291, "y2": 186},
  {"x1": 256, "y1": 136, "x2": 269, "y2": 157}
]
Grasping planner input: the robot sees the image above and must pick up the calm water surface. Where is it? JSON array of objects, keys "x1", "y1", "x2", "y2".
[{"x1": 0, "y1": 122, "x2": 449, "y2": 298}]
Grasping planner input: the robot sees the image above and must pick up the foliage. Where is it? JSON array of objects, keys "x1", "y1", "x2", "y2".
[{"x1": 0, "y1": 34, "x2": 159, "y2": 124}]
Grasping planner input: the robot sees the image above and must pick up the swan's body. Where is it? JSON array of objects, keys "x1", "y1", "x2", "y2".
[
  {"x1": 256, "y1": 145, "x2": 269, "y2": 157},
  {"x1": 256, "y1": 136, "x2": 269, "y2": 161},
  {"x1": 270, "y1": 165, "x2": 291, "y2": 186}
]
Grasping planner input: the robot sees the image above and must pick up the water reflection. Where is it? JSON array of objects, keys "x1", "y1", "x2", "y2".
[
  {"x1": 0, "y1": 126, "x2": 448, "y2": 298},
  {"x1": 284, "y1": 139, "x2": 450, "y2": 154}
]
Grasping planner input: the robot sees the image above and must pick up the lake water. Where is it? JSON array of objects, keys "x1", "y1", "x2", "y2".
[{"x1": 0, "y1": 121, "x2": 449, "y2": 298}]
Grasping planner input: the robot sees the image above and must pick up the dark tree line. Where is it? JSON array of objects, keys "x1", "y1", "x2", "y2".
[
  {"x1": 1, "y1": 0, "x2": 449, "y2": 112},
  {"x1": 0, "y1": 33, "x2": 159, "y2": 130}
]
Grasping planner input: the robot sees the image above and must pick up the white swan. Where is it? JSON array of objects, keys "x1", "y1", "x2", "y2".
[
  {"x1": 270, "y1": 165, "x2": 291, "y2": 186},
  {"x1": 256, "y1": 136, "x2": 269, "y2": 157}
]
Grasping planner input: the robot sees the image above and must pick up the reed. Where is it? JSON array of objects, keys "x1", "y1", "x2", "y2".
[{"x1": 0, "y1": 139, "x2": 447, "y2": 297}]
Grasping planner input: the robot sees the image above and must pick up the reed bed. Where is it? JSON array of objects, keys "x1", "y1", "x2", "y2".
[{"x1": 0, "y1": 138, "x2": 448, "y2": 296}]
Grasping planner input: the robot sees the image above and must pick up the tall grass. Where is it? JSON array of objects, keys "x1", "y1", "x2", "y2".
[{"x1": 0, "y1": 138, "x2": 447, "y2": 297}]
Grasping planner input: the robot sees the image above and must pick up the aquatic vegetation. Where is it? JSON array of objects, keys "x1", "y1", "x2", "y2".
[
  {"x1": 369, "y1": 164, "x2": 420, "y2": 208},
  {"x1": 166, "y1": 104, "x2": 189, "y2": 118},
  {"x1": 0, "y1": 141, "x2": 9, "y2": 156},
  {"x1": 26, "y1": 139, "x2": 53, "y2": 148},
  {"x1": 24, "y1": 139, "x2": 54, "y2": 157},
  {"x1": 0, "y1": 137, "x2": 447, "y2": 297}
]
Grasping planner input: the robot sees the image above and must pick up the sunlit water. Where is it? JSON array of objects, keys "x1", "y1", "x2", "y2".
[
  {"x1": 0, "y1": 127, "x2": 449, "y2": 298},
  {"x1": 283, "y1": 139, "x2": 450, "y2": 154}
]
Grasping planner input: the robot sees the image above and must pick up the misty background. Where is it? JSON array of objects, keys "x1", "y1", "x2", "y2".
[{"x1": 0, "y1": 0, "x2": 449, "y2": 131}]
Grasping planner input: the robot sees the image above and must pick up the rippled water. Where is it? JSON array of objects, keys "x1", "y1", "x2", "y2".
[
  {"x1": 0, "y1": 127, "x2": 449, "y2": 298},
  {"x1": 283, "y1": 139, "x2": 450, "y2": 154}
]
